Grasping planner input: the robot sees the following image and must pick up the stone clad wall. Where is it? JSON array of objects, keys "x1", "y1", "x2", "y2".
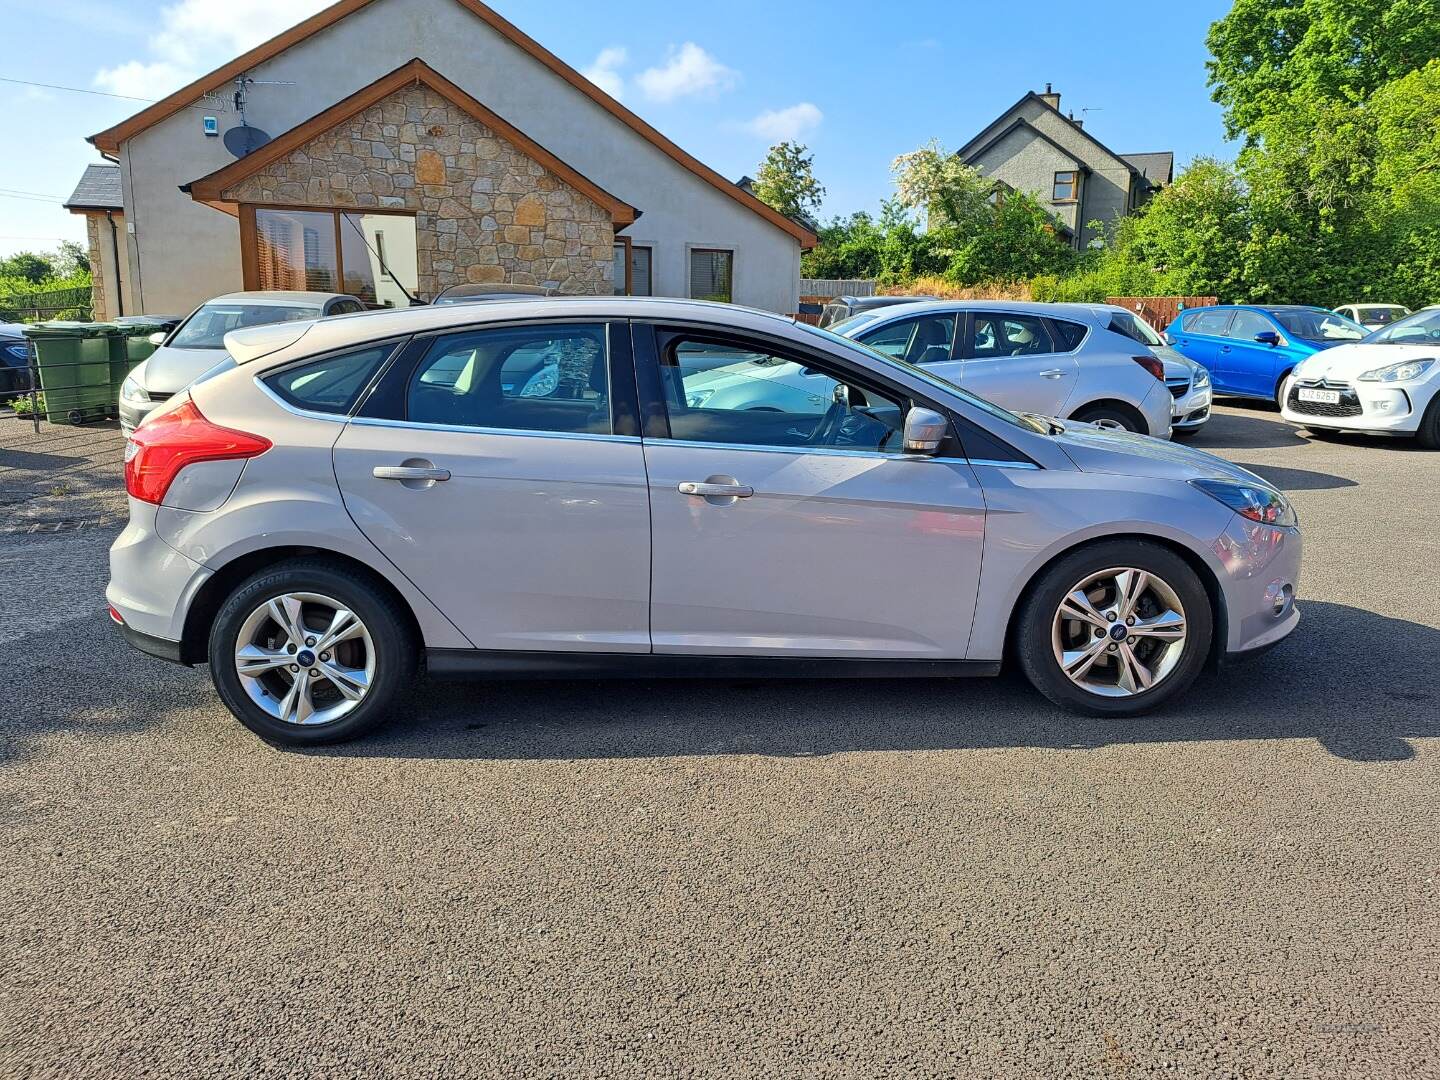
[{"x1": 222, "y1": 83, "x2": 615, "y2": 297}]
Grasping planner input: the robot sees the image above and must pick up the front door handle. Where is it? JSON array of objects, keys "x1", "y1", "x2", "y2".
[
  {"x1": 374, "y1": 465, "x2": 451, "y2": 481},
  {"x1": 1219, "y1": 346, "x2": 1232, "y2": 354},
  {"x1": 1039, "y1": 368, "x2": 1067, "y2": 379},
  {"x1": 679, "y1": 481, "x2": 753, "y2": 498}
]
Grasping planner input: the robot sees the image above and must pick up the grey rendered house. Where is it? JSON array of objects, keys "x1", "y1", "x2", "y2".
[
  {"x1": 956, "y1": 85, "x2": 1172, "y2": 249},
  {"x1": 79, "y1": 0, "x2": 815, "y2": 317}
]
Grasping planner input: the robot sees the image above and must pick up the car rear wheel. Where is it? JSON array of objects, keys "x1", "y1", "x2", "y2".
[
  {"x1": 208, "y1": 559, "x2": 417, "y2": 746},
  {"x1": 1070, "y1": 403, "x2": 1145, "y2": 434},
  {"x1": 1015, "y1": 540, "x2": 1213, "y2": 717}
]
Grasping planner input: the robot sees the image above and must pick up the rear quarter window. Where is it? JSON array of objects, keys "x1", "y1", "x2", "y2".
[
  {"x1": 1049, "y1": 319, "x2": 1089, "y2": 350},
  {"x1": 264, "y1": 343, "x2": 396, "y2": 415}
]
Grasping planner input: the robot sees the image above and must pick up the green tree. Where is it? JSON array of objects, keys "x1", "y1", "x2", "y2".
[
  {"x1": 0, "y1": 252, "x2": 54, "y2": 285},
  {"x1": 752, "y1": 141, "x2": 826, "y2": 222},
  {"x1": 889, "y1": 140, "x2": 993, "y2": 232},
  {"x1": 1207, "y1": 0, "x2": 1440, "y2": 142}
]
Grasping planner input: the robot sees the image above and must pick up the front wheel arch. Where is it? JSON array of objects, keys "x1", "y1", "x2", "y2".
[
  {"x1": 1003, "y1": 533, "x2": 1228, "y2": 673},
  {"x1": 180, "y1": 546, "x2": 424, "y2": 666}
]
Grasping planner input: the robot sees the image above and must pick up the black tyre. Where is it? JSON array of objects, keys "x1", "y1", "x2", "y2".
[
  {"x1": 1274, "y1": 372, "x2": 1293, "y2": 411},
  {"x1": 1416, "y1": 395, "x2": 1440, "y2": 450},
  {"x1": 208, "y1": 559, "x2": 417, "y2": 746},
  {"x1": 1015, "y1": 540, "x2": 1213, "y2": 717},
  {"x1": 1070, "y1": 403, "x2": 1146, "y2": 434}
]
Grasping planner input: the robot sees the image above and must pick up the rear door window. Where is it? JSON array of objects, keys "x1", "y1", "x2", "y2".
[
  {"x1": 406, "y1": 323, "x2": 612, "y2": 434},
  {"x1": 969, "y1": 313, "x2": 1054, "y2": 358}
]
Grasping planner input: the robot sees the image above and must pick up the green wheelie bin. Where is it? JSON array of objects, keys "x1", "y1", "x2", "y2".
[
  {"x1": 20, "y1": 321, "x2": 119, "y2": 425},
  {"x1": 109, "y1": 316, "x2": 171, "y2": 413}
]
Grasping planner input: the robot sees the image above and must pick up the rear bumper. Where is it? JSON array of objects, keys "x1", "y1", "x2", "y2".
[
  {"x1": 107, "y1": 498, "x2": 212, "y2": 644},
  {"x1": 117, "y1": 620, "x2": 190, "y2": 665}
]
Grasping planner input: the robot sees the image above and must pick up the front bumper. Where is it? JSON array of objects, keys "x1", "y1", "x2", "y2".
[
  {"x1": 118, "y1": 393, "x2": 171, "y2": 435},
  {"x1": 1280, "y1": 376, "x2": 1428, "y2": 434},
  {"x1": 1172, "y1": 384, "x2": 1213, "y2": 430},
  {"x1": 1213, "y1": 513, "x2": 1303, "y2": 657}
]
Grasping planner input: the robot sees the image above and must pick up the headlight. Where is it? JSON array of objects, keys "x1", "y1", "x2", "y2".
[
  {"x1": 519, "y1": 365, "x2": 559, "y2": 398},
  {"x1": 120, "y1": 375, "x2": 148, "y2": 404},
  {"x1": 1191, "y1": 366, "x2": 1211, "y2": 389},
  {"x1": 1190, "y1": 478, "x2": 1297, "y2": 528},
  {"x1": 1356, "y1": 358, "x2": 1434, "y2": 382},
  {"x1": 686, "y1": 388, "x2": 715, "y2": 408}
]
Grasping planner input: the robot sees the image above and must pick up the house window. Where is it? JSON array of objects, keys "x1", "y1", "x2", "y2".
[
  {"x1": 1052, "y1": 171, "x2": 1078, "y2": 203},
  {"x1": 689, "y1": 248, "x2": 733, "y2": 303},
  {"x1": 612, "y1": 243, "x2": 653, "y2": 296},
  {"x1": 249, "y1": 207, "x2": 418, "y2": 307}
]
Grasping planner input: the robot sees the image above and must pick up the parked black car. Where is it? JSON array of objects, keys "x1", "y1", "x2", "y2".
[
  {"x1": 817, "y1": 294, "x2": 937, "y2": 329},
  {"x1": 0, "y1": 323, "x2": 34, "y2": 399}
]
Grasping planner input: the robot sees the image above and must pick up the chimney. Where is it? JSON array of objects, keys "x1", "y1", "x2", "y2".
[
  {"x1": 1068, "y1": 109, "x2": 1083, "y2": 129},
  {"x1": 1040, "y1": 82, "x2": 1060, "y2": 110}
]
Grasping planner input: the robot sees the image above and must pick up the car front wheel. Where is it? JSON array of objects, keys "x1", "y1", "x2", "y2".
[
  {"x1": 1015, "y1": 540, "x2": 1213, "y2": 717},
  {"x1": 1070, "y1": 403, "x2": 1145, "y2": 434},
  {"x1": 208, "y1": 559, "x2": 417, "y2": 746}
]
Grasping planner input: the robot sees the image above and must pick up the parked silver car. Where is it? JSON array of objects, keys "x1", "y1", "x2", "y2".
[
  {"x1": 119, "y1": 291, "x2": 365, "y2": 434},
  {"x1": 1088, "y1": 304, "x2": 1213, "y2": 436},
  {"x1": 832, "y1": 300, "x2": 1177, "y2": 436},
  {"x1": 110, "y1": 298, "x2": 1301, "y2": 745}
]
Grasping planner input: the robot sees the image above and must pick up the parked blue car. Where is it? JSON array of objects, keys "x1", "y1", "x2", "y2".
[{"x1": 1163, "y1": 305, "x2": 1367, "y2": 406}]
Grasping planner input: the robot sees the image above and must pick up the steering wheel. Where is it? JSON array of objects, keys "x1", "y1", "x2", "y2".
[{"x1": 808, "y1": 392, "x2": 851, "y2": 446}]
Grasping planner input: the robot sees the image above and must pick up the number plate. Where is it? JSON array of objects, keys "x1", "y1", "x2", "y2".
[{"x1": 1297, "y1": 388, "x2": 1341, "y2": 404}]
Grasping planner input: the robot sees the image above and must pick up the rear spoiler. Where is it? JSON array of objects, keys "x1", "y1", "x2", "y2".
[{"x1": 222, "y1": 320, "x2": 316, "y2": 364}]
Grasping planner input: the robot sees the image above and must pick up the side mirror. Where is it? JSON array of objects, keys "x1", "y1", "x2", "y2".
[
  {"x1": 902, "y1": 406, "x2": 947, "y2": 455},
  {"x1": 147, "y1": 332, "x2": 168, "y2": 346},
  {"x1": 1254, "y1": 331, "x2": 1280, "y2": 346}
]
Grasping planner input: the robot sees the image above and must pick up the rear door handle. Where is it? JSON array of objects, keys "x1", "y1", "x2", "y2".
[
  {"x1": 678, "y1": 481, "x2": 753, "y2": 498},
  {"x1": 1039, "y1": 368, "x2": 1067, "y2": 379},
  {"x1": 374, "y1": 465, "x2": 451, "y2": 481}
]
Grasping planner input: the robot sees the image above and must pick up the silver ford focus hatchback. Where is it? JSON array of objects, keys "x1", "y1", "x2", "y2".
[{"x1": 109, "y1": 298, "x2": 1301, "y2": 746}]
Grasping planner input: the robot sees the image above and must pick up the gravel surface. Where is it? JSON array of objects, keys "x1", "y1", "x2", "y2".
[{"x1": 1, "y1": 406, "x2": 1436, "y2": 1079}]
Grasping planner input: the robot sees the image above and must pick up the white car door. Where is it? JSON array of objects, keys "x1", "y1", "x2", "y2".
[
  {"x1": 639, "y1": 325, "x2": 987, "y2": 658},
  {"x1": 958, "y1": 311, "x2": 1078, "y2": 416}
]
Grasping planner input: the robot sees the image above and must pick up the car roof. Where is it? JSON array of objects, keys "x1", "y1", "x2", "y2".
[
  {"x1": 206, "y1": 291, "x2": 356, "y2": 307},
  {"x1": 848, "y1": 298, "x2": 1109, "y2": 323},
  {"x1": 225, "y1": 296, "x2": 808, "y2": 363}
]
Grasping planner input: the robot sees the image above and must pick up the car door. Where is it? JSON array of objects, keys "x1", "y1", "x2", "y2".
[
  {"x1": 636, "y1": 323, "x2": 987, "y2": 658},
  {"x1": 957, "y1": 311, "x2": 1077, "y2": 415},
  {"x1": 1218, "y1": 308, "x2": 1283, "y2": 398},
  {"x1": 331, "y1": 319, "x2": 652, "y2": 652},
  {"x1": 1171, "y1": 309, "x2": 1234, "y2": 388}
]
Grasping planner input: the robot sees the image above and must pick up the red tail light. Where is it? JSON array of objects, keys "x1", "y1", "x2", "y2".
[
  {"x1": 124, "y1": 399, "x2": 271, "y2": 505},
  {"x1": 1131, "y1": 354, "x2": 1165, "y2": 382}
]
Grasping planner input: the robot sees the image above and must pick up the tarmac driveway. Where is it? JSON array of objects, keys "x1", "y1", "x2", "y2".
[{"x1": 1, "y1": 406, "x2": 1437, "y2": 1079}]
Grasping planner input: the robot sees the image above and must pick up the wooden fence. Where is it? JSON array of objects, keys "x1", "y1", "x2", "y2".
[{"x1": 1105, "y1": 296, "x2": 1217, "y2": 332}]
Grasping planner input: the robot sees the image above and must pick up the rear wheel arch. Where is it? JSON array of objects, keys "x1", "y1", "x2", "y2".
[
  {"x1": 1067, "y1": 399, "x2": 1149, "y2": 435},
  {"x1": 1003, "y1": 532, "x2": 1228, "y2": 672},
  {"x1": 180, "y1": 547, "x2": 424, "y2": 665}
]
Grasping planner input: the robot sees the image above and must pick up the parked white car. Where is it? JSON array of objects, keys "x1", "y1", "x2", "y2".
[
  {"x1": 831, "y1": 301, "x2": 1176, "y2": 437},
  {"x1": 120, "y1": 291, "x2": 365, "y2": 434},
  {"x1": 1280, "y1": 306, "x2": 1440, "y2": 447},
  {"x1": 1332, "y1": 303, "x2": 1410, "y2": 332}
]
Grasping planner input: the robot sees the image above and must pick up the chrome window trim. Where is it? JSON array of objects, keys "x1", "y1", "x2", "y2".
[
  {"x1": 966, "y1": 458, "x2": 1041, "y2": 470},
  {"x1": 641, "y1": 436, "x2": 1041, "y2": 469},
  {"x1": 344, "y1": 414, "x2": 639, "y2": 444}
]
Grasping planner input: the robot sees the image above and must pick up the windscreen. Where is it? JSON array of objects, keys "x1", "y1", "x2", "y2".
[
  {"x1": 1269, "y1": 309, "x2": 1365, "y2": 343},
  {"x1": 169, "y1": 303, "x2": 321, "y2": 349}
]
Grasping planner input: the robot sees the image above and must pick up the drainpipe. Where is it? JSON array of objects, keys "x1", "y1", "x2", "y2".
[{"x1": 105, "y1": 210, "x2": 124, "y2": 316}]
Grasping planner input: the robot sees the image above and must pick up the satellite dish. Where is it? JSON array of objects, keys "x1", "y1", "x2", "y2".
[{"x1": 223, "y1": 125, "x2": 271, "y2": 158}]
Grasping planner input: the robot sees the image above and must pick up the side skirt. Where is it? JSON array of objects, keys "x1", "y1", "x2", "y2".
[{"x1": 425, "y1": 649, "x2": 1002, "y2": 681}]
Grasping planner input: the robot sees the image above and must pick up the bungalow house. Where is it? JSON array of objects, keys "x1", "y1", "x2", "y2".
[
  {"x1": 956, "y1": 85, "x2": 1173, "y2": 249},
  {"x1": 77, "y1": 0, "x2": 816, "y2": 317}
]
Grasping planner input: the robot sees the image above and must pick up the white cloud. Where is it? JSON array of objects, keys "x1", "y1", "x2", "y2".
[
  {"x1": 637, "y1": 43, "x2": 737, "y2": 103},
  {"x1": 742, "y1": 102, "x2": 823, "y2": 142},
  {"x1": 95, "y1": 59, "x2": 195, "y2": 99},
  {"x1": 581, "y1": 46, "x2": 628, "y2": 100},
  {"x1": 94, "y1": 0, "x2": 332, "y2": 101}
]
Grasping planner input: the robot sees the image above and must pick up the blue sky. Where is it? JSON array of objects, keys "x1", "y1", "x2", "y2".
[{"x1": 0, "y1": 0, "x2": 1237, "y2": 259}]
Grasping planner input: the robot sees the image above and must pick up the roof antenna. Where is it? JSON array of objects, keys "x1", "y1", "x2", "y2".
[{"x1": 222, "y1": 72, "x2": 293, "y2": 157}]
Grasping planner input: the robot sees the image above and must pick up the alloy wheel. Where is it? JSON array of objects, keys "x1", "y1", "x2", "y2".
[
  {"x1": 1050, "y1": 567, "x2": 1187, "y2": 698},
  {"x1": 233, "y1": 592, "x2": 375, "y2": 726}
]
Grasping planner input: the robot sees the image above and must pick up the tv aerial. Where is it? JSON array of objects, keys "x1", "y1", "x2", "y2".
[{"x1": 222, "y1": 72, "x2": 293, "y2": 157}]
